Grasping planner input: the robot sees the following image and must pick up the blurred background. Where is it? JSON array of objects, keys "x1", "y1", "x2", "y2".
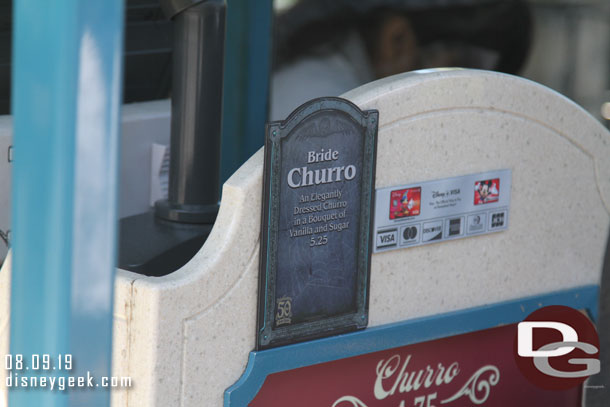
[
  {"x1": 270, "y1": 0, "x2": 610, "y2": 123},
  {"x1": 0, "y1": 0, "x2": 607, "y2": 126}
]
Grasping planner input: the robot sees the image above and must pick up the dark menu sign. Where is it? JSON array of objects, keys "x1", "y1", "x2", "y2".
[{"x1": 257, "y1": 97, "x2": 378, "y2": 349}]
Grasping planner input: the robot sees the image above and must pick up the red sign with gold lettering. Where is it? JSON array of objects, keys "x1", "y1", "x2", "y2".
[{"x1": 250, "y1": 323, "x2": 580, "y2": 406}]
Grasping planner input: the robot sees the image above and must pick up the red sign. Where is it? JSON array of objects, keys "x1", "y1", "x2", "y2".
[
  {"x1": 389, "y1": 187, "x2": 421, "y2": 219},
  {"x1": 250, "y1": 323, "x2": 580, "y2": 406},
  {"x1": 474, "y1": 178, "x2": 500, "y2": 205}
]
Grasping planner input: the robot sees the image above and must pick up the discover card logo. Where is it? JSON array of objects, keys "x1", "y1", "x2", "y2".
[
  {"x1": 422, "y1": 221, "x2": 442, "y2": 242},
  {"x1": 514, "y1": 305, "x2": 600, "y2": 390}
]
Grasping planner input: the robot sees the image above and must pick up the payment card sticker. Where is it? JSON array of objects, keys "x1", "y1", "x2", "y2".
[
  {"x1": 474, "y1": 178, "x2": 500, "y2": 205},
  {"x1": 389, "y1": 187, "x2": 421, "y2": 219},
  {"x1": 374, "y1": 169, "x2": 511, "y2": 253}
]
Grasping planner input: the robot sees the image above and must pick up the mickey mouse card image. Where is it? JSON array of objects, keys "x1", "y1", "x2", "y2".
[{"x1": 474, "y1": 178, "x2": 499, "y2": 205}]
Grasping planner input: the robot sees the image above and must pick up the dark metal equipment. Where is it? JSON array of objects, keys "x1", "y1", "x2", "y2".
[
  {"x1": 119, "y1": 0, "x2": 226, "y2": 276},
  {"x1": 156, "y1": 0, "x2": 225, "y2": 223}
]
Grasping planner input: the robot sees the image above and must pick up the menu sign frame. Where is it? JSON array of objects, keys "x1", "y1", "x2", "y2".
[{"x1": 256, "y1": 97, "x2": 378, "y2": 350}]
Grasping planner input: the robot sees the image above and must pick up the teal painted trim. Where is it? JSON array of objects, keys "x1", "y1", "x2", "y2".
[
  {"x1": 220, "y1": 0, "x2": 273, "y2": 185},
  {"x1": 225, "y1": 285, "x2": 600, "y2": 406},
  {"x1": 10, "y1": 1, "x2": 124, "y2": 406}
]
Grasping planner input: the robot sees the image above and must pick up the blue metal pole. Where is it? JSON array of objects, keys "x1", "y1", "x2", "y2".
[
  {"x1": 220, "y1": 0, "x2": 273, "y2": 184},
  {"x1": 10, "y1": 1, "x2": 123, "y2": 406}
]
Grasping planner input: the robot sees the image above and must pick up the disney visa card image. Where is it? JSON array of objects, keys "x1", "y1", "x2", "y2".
[
  {"x1": 474, "y1": 178, "x2": 500, "y2": 205},
  {"x1": 389, "y1": 187, "x2": 421, "y2": 219}
]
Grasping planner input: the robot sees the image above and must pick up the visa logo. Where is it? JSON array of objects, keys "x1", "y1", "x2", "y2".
[
  {"x1": 380, "y1": 235, "x2": 395, "y2": 243},
  {"x1": 377, "y1": 230, "x2": 397, "y2": 248}
]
